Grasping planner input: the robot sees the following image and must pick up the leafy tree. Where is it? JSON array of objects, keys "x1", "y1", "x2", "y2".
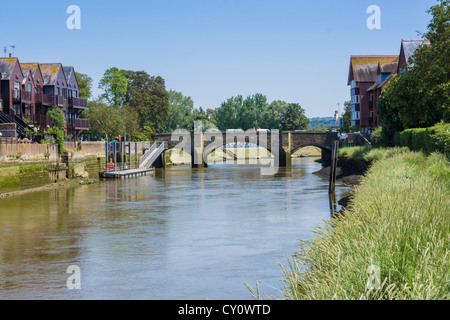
[
  {"x1": 99, "y1": 67, "x2": 128, "y2": 108},
  {"x1": 123, "y1": 71, "x2": 169, "y2": 132},
  {"x1": 239, "y1": 93, "x2": 268, "y2": 130},
  {"x1": 75, "y1": 72, "x2": 93, "y2": 100},
  {"x1": 215, "y1": 95, "x2": 242, "y2": 130},
  {"x1": 82, "y1": 99, "x2": 124, "y2": 139},
  {"x1": 120, "y1": 104, "x2": 140, "y2": 140},
  {"x1": 342, "y1": 101, "x2": 352, "y2": 132},
  {"x1": 262, "y1": 100, "x2": 309, "y2": 130},
  {"x1": 376, "y1": 88, "x2": 404, "y2": 146},
  {"x1": 385, "y1": 0, "x2": 449, "y2": 128},
  {"x1": 165, "y1": 90, "x2": 194, "y2": 132},
  {"x1": 47, "y1": 107, "x2": 65, "y2": 130}
]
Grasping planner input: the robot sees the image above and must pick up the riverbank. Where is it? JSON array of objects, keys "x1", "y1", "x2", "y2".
[
  {"x1": 0, "y1": 178, "x2": 98, "y2": 201},
  {"x1": 0, "y1": 157, "x2": 103, "y2": 201},
  {"x1": 282, "y1": 147, "x2": 450, "y2": 300}
]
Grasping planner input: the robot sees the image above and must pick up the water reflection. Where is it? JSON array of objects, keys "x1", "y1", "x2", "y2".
[{"x1": 0, "y1": 158, "x2": 350, "y2": 300}]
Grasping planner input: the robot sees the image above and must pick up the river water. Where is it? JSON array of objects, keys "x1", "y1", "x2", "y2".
[{"x1": 0, "y1": 157, "x2": 349, "y2": 300}]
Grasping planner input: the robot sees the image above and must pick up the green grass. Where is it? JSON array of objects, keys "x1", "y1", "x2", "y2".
[{"x1": 279, "y1": 149, "x2": 450, "y2": 300}]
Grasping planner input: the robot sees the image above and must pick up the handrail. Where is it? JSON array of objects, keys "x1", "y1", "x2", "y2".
[
  {"x1": 139, "y1": 141, "x2": 168, "y2": 168},
  {"x1": 139, "y1": 142, "x2": 158, "y2": 167}
]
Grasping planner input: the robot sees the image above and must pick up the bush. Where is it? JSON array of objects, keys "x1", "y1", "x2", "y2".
[{"x1": 397, "y1": 122, "x2": 450, "y2": 159}]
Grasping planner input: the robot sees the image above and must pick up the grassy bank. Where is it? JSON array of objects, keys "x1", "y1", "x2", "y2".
[{"x1": 281, "y1": 148, "x2": 450, "y2": 300}]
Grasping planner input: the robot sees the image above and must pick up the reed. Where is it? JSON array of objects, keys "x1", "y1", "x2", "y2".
[{"x1": 281, "y1": 149, "x2": 450, "y2": 300}]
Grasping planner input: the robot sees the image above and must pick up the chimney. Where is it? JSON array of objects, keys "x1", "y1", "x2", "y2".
[
  {"x1": 9, "y1": 52, "x2": 12, "y2": 57},
  {"x1": 334, "y1": 110, "x2": 339, "y2": 121}
]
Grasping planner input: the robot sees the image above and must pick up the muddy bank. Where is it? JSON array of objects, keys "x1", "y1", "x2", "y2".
[
  {"x1": 313, "y1": 165, "x2": 365, "y2": 188},
  {"x1": 0, "y1": 178, "x2": 98, "y2": 201}
]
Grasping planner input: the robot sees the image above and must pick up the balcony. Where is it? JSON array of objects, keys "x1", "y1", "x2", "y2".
[
  {"x1": 36, "y1": 93, "x2": 53, "y2": 106},
  {"x1": 68, "y1": 97, "x2": 88, "y2": 110},
  {"x1": 68, "y1": 118, "x2": 89, "y2": 131},
  {"x1": 56, "y1": 95, "x2": 65, "y2": 107}
]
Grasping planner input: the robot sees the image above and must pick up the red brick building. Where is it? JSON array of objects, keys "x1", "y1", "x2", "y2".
[
  {"x1": 0, "y1": 56, "x2": 88, "y2": 140},
  {"x1": 347, "y1": 55, "x2": 398, "y2": 135}
]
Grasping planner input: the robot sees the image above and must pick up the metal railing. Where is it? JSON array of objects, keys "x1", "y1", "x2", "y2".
[
  {"x1": 105, "y1": 161, "x2": 141, "y2": 173},
  {"x1": 139, "y1": 141, "x2": 168, "y2": 168}
]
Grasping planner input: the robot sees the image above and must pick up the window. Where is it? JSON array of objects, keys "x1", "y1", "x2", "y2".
[
  {"x1": 351, "y1": 81, "x2": 360, "y2": 89},
  {"x1": 74, "y1": 91, "x2": 77, "y2": 98},
  {"x1": 57, "y1": 87, "x2": 60, "y2": 96},
  {"x1": 28, "y1": 84, "x2": 32, "y2": 92}
]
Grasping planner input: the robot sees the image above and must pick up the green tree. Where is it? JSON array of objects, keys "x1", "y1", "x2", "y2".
[
  {"x1": 165, "y1": 90, "x2": 194, "y2": 132},
  {"x1": 376, "y1": 88, "x2": 404, "y2": 146},
  {"x1": 385, "y1": 0, "x2": 449, "y2": 128},
  {"x1": 47, "y1": 107, "x2": 65, "y2": 130},
  {"x1": 75, "y1": 72, "x2": 93, "y2": 100},
  {"x1": 124, "y1": 71, "x2": 169, "y2": 132},
  {"x1": 99, "y1": 67, "x2": 128, "y2": 108},
  {"x1": 262, "y1": 100, "x2": 309, "y2": 130},
  {"x1": 82, "y1": 99, "x2": 124, "y2": 139},
  {"x1": 215, "y1": 95, "x2": 242, "y2": 130},
  {"x1": 342, "y1": 101, "x2": 352, "y2": 132}
]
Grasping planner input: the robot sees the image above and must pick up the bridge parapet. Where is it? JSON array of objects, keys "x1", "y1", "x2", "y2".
[{"x1": 154, "y1": 131, "x2": 339, "y2": 167}]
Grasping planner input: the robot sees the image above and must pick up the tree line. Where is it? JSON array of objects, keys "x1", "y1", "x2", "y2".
[{"x1": 76, "y1": 68, "x2": 310, "y2": 141}]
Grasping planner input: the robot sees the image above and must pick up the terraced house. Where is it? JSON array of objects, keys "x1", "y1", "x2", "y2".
[
  {"x1": 0, "y1": 55, "x2": 89, "y2": 140},
  {"x1": 347, "y1": 39, "x2": 430, "y2": 137}
]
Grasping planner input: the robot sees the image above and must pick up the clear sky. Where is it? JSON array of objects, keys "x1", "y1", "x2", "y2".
[{"x1": 0, "y1": 0, "x2": 436, "y2": 117}]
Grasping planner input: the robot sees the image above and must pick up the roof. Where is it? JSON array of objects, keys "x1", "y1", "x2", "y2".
[
  {"x1": 348, "y1": 55, "x2": 398, "y2": 85},
  {"x1": 63, "y1": 66, "x2": 74, "y2": 83},
  {"x1": 20, "y1": 63, "x2": 40, "y2": 78},
  {"x1": 367, "y1": 73, "x2": 394, "y2": 92},
  {"x1": 378, "y1": 60, "x2": 398, "y2": 74},
  {"x1": 400, "y1": 40, "x2": 431, "y2": 63},
  {"x1": 39, "y1": 63, "x2": 64, "y2": 86},
  {"x1": 0, "y1": 57, "x2": 20, "y2": 80}
]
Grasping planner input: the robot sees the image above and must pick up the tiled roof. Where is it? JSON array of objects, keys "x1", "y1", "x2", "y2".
[
  {"x1": 63, "y1": 66, "x2": 74, "y2": 83},
  {"x1": 0, "y1": 57, "x2": 20, "y2": 80},
  {"x1": 21, "y1": 63, "x2": 40, "y2": 78},
  {"x1": 401, "y1": 40, "x2": 430, "y2": 63},
  {"x1": 39, "y1": 63, "x2": 63, "y2": 85}
]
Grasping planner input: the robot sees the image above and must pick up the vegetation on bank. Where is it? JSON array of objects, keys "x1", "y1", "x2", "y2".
[{"x1": 279, "y1": 148, "x2": 449, "y2": 300}]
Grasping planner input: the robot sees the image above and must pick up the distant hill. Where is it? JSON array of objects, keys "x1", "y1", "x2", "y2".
[{"x1": 308, "y1": 117, "x2": 335, "y2": 130}]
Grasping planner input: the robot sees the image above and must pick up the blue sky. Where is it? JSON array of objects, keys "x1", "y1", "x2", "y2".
[{"x1": 0, "y1": 0, "x2": 436, "y2": 117}]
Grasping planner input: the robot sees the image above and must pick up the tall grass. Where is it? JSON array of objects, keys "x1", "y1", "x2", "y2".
[{"x1": 281, "y1": 149, "x2": 450, "y2": 300}]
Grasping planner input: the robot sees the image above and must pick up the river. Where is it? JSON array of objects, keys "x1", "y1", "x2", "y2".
[{"x1": 0, "y1": 157, "x2": 350, "y2": 300}]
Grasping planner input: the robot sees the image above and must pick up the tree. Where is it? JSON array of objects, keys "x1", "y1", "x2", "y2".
[
  {"x1": 123, "y1": 71, "x2": 169, "y2": 132},
  {"x1": 376, "y1": 87, "x2": 404, "y2": 146},
  {"x1": 165, "y1": 90, "x2": 194, "y2": 132},
  {"x1": 342, "y1": 101, "x2": 352, "y2": 132},
  {"x1": 262, "y1": 100, "x2": 309, "y2": 130},
  {"x1": 47, "y1": 107, "x2": 65, "y2": 130},
  {"x1": 99, "y1": 67, "x2": 128, "y2": 108},
  {"x1": 385, "y1": 0, "x2": 449, "y2": 128},
  {"x1": 75, "y1": 72, "x2": 93, "y2": 100},
  {"x1": 215, "y1": 95, "x2": 242, "y2": 131},
  {"x1": 283, "y1": 103, "x2": 309, "y2": 131},
  {"x1": 82, "y1": 99, "x2": 124, "y2": 139}
]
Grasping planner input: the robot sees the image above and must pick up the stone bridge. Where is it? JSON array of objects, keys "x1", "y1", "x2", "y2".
[{"x1": 154, "y1": 130, "x2": 338, "y2": 168}]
